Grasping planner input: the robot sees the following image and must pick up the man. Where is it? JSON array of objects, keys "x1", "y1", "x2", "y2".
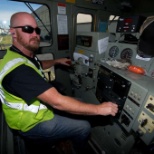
[{"x1": 0, "y1": 12, "x2": 118, "y2": 151}]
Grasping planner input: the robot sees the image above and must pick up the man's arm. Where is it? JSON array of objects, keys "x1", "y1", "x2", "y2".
[
  {"x1": 41, "y1": 58, "x2": 71, "y2": 69},
  {"x1": 37, "y1": 87, "x2": 118, "y2": 116}
]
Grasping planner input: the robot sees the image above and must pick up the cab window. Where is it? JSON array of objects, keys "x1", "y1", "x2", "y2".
[
  {"x1": 0, "y1": 0, "x2": 51, "y2": 50},
  {"x1": 77, "y1": 13, "x2": 92, "y2": 32}
]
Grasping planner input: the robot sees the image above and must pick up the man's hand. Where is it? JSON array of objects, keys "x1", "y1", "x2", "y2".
[{"x1": 98, "y1": 102, "x2": 118, "y2": 116}]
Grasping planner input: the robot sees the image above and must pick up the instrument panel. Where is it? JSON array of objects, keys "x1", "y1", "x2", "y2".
[
  {"x1": 106, "y1": 43, "x2": 136, "y2": 60},
  {"x1": 72, "y1": 31, "x2": 154, "y2": 151},
  {"x1": 101, "y1": 41, "x2": 154, "y2": 145},
  {"x1": 105, "y1": 42, "x2": 154, "y2": 78}
]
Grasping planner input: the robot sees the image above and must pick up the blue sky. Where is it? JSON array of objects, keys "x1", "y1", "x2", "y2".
[{"x1": 0, "y1": 0, "x2": 40, "y2": 28}]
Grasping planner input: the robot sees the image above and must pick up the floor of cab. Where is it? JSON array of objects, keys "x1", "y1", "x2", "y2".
[
  {"x1": 18, "y1": 139, "x2": 95, "y2": 154},
  {"x1": 25, "y1": 144, "x2": 94, "y2": 154},
  {"x1": 14, "y1": 136, "x2": 154, "y2": 154}
]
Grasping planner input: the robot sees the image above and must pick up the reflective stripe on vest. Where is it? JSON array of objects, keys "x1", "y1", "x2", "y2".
[
  {"x1": 1, "y1": 101, "x2": 47, "y2": 113},
  {"x1": 0, "y1": 58, "x2": 35, "y2": 78},
  {"x1": 0, "y1": 58, "x2": 24, "y2": 78}
]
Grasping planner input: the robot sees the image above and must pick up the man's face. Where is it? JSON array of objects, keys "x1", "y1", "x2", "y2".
[{"x1": 16, "y1": 27, "x2": 40, "y2": 53}]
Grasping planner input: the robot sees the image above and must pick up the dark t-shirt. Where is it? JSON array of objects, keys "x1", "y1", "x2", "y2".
[{"x1": 2, "y1": 47, "x2": 52, "y2": 105}]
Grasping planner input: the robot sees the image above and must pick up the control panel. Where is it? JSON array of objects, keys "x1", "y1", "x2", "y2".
[
  {"x1": 132, "y1": 94, "x2": 154, "y2": 145},
  {"x1": 71, "y1": 26, "x2": 154, "y2": 150},
  {"x1": 104, "y1": 42, "x2": 154, "y2": 77},
  {"x1": 116, "y1": 16, "x2": 146, "y2": 33},
  {"x1": 118, "y1": 80, "x2": 148, "y2": 132},
  {"x1": 97, "y1": 63, "x2": 154, "y2": 145},
  {"x1": 96, "y1": 65, "x2": 131, "y2": 117},
  {"x1": 70, "y1": 32, "x2": 109, "y2": 94}
]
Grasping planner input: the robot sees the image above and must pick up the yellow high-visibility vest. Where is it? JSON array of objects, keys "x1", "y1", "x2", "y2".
[{"x1": 0, "y1": 49, "x2": 54, "y2": 132}]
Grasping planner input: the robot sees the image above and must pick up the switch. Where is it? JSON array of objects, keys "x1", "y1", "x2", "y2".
[
  {"x1": 146, "y1": 103, "x2": 154, "y2": 112},
  {"x1": 141, "y1": 119, "x2": 148, "y2": 127}
]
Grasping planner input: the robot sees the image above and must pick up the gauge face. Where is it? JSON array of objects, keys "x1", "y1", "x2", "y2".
[
  {"x1": 109, "y1": 46, "x2": 119, "y2": 58},
  {"x1": 120, "y1": 48, "x2": 133, "y2": 60}
]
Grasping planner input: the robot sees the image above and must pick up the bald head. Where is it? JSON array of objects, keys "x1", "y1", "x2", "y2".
[
  {"x1": 10, "y1": 12, "x2": 37, "y2": 28},
  {"x1": 9, "y1": 12, "x2": 40, "y2": 56}
]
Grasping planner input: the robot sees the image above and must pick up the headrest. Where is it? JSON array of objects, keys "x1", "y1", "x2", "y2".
[{"x1": 138, "y1": 16, "x2": 154, "y2": 58}]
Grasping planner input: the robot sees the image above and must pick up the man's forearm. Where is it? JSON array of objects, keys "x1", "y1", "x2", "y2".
[
  {"x1": 41, "y1": 60, "x2": 57, "y2": 69},
  {"x1": 37, "y1": 87, "x2": 118, "y2": 116}
]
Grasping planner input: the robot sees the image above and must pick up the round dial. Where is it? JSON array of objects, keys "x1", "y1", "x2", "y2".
[
  {"x1": 120, "y1": 48, "x2": 133, "y2": 60},
  {"x1": 109, "y1": 46, "x2": 119, "y2": 58}
]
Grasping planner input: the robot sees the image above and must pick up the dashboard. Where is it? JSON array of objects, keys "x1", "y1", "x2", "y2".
[
  {"x1": 105, "y1": 42, "x2": 154, "y2": 78},
  {"x1": 71, "y1": 24, "x2": 154, "y2": 153}
]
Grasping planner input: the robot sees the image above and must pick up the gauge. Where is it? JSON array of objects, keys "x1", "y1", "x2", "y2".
[
  {"x1": 120, "y1": 48, "x2": 133, "y2": 60},
  {"x1": 109, "y1": 46, "x2": 119, "y2": 58}
]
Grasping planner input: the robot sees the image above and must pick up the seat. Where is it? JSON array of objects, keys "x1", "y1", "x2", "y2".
[
  {"x1": 0, "y1": 103, "x2": 17, "y2": 154},
  {"x1": 36, "y1": 53, "x2": 55, "y2": 81}
]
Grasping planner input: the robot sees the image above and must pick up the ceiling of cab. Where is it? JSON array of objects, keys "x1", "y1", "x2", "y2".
[{"x1": 12, "y1": 0, "x2": 154, "y2": 16}]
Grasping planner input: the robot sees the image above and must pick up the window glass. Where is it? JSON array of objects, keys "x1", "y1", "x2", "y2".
[
  {"x1": 0, "y1": 0, "x2": 51, "y2": 50},
  {"x1": 77, "y1": 13, "x2": 92, "y2": 32},
  {"x1": 109, "y1": 15, "x2": 119, "y2": 21}
]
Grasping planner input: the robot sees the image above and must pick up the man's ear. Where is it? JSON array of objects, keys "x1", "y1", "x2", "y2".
[{"x1": 10, "y1": 28, "x2": 16, "y2": 37}]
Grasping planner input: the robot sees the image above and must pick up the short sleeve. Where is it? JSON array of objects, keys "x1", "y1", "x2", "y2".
[{"x1": 2, "y1": 65, "x2": 52, "y2": 105}]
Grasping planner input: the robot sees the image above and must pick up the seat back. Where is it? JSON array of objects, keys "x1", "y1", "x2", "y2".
[
  {"x1": 0, "y1": 103, "x2": 15, "y2": 154},
  {"x1": 36, "y1": 53, "x2": 55, "y2": 81}
]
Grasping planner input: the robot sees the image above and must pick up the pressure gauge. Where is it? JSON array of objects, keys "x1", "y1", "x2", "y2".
[
  {"x1": 120, "y1": 48, "x2": 133, "y2": 60},
  {"x1": 109, "y1": 46, "x2": 119, "y2": 58}
]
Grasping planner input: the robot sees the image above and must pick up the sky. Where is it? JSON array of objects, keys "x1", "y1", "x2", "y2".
[{"x1": 0, "y1": 0, "x2": 40, "y2": 29}]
